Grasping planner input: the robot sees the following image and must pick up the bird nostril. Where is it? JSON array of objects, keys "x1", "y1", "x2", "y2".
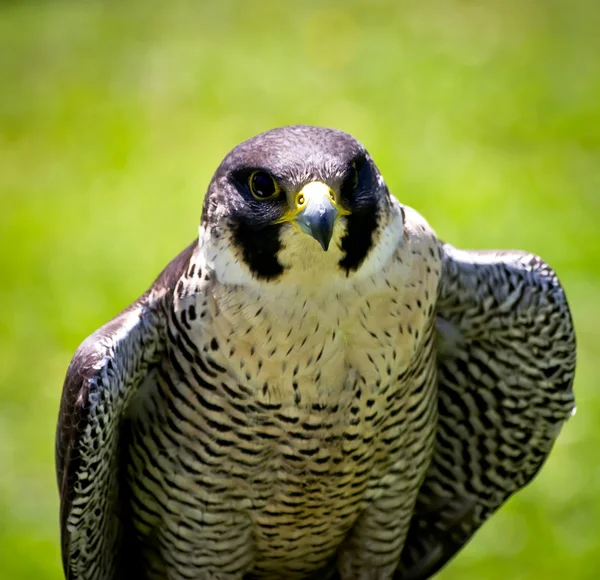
[{"x1": 297, "y1": 193, "x2": 305, "y2": 207}]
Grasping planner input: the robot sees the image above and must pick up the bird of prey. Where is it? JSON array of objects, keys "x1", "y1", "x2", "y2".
[{"x1": 56, "y1": 125, "x2": 576, "y2": 580}]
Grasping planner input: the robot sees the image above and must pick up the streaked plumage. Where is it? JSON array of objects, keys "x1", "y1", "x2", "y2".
[{"x1": 56, "y1": 126, "x2": 576, "y2": 580}]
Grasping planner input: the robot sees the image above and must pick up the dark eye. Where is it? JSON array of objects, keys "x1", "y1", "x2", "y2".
[
  {"x1": 341, "y1": 160, "x2": 360, "y2": 199},
  {"x1": 350, "y1": 161, "x2": 359, "y2": 189},
  {"x1": 249, "y1": 171, "x2": 279, "y2": 200}
]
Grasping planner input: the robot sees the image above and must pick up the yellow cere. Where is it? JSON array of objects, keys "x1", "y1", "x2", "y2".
[{"x1": 274, "y1": 181, "x2": 351, "y2": 224}]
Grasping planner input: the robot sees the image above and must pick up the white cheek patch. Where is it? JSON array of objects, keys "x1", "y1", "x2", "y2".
[
  {"x1": 197, "y1": 225, "x2": 260, "y2": 287},
  {"x1": 352, "y1": 210, "x2": 404, "y2": 281}
]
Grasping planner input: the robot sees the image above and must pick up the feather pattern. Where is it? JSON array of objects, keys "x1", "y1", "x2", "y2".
[
  {"x1": 56, "y1": 243, "x2": 197, "y2": 579},
  {"x1": 396, "y1": 244, "x2": 576, "y2": 579}
]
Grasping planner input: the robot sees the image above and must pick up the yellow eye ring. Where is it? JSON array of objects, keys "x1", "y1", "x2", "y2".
[{"x1": 249, "y1": 171, "x2": 280, "y2": 200}]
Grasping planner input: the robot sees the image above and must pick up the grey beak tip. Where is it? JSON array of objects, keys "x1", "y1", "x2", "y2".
[
  {"x1": 317, "y1": 237, "x2": 330, "y2": 252},
  {"x1": 308, "y1": 218, "x2": 335, "y2": 252},
  {"x1": 294, "y1": 196, "x2": 337, "y2": 252}
]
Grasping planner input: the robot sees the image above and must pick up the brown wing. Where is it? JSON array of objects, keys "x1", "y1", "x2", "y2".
[
  {"x1": 56, "y1": 241, "x2": 196, "y2": 579},
  {"x1": 396, "y1": 245, "x2": 576, "y2": 579}
]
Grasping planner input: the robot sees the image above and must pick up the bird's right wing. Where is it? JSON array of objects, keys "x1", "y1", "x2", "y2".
[
  {"x1": 56, "y1": 241, "x2": 196, "y2": 580},
  {"x1": 396, "y1": 244, "x2": 576, "y2": 580}
]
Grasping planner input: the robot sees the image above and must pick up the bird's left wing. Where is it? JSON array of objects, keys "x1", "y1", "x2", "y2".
[
  {"x1": 396, "y1": 244, "x2": 576, "y2": 580},
  {"x1": 56, "y1": 242, "x2": 196, "y2": 580}
]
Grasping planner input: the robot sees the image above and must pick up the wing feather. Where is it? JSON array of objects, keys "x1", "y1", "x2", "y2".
[
  {"x1": 397, "y1": 244, "x2": 576, "y2": 579},
  {"x1": 56, "y1": 241, "x2": 196, "y2": 579}
]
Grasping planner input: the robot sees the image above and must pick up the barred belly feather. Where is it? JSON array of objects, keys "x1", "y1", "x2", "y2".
[{"x1": 126, "y1": 222, "x2": 441, "y2": 579}]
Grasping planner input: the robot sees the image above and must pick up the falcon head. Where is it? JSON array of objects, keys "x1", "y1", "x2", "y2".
[{"x1": 201, "y1": 125, "x2": 399, "y2": 283}]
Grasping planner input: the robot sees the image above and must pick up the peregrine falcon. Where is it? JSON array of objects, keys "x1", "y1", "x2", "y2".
[{"x1": 56, "y1": 125, "x2": 576, "y2": 580}]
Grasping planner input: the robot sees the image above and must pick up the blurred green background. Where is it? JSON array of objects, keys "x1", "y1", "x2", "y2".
[{"x1": 1, "y1": 0, "x2": 598, "y2": 578}]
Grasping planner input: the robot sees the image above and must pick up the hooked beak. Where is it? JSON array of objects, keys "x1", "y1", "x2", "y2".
[{"x1": 293, "y1": 182, "x2": 339, "y2": 251}]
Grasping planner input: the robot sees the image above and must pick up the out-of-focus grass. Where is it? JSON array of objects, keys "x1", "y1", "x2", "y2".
[{"x1": 0, "y1": 1, "x2": 598, "y2": 579}]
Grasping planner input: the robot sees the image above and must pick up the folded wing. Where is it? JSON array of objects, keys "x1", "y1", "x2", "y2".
[
  {"x1": 56, "y1": 242, "x2": 196, "y2": 579},
  {"x1": 397, "y1": 245, "x2": 576, "y2": 579}
]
